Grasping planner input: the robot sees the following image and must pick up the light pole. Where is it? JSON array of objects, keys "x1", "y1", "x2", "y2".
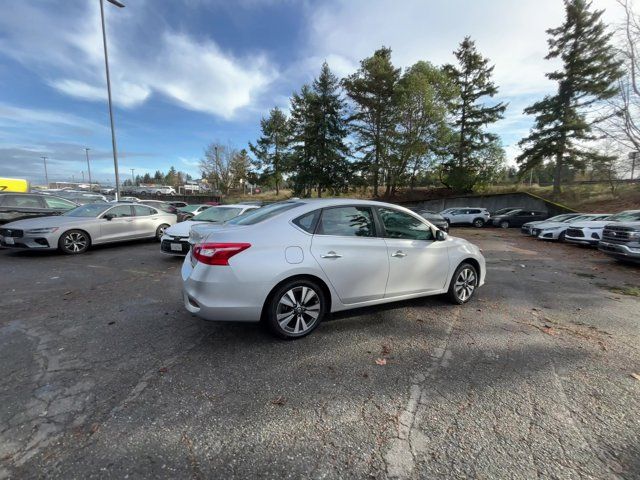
[
  {"x1": 85, "y1": 148, "x2": 93, "y2": 191},
  {"x1": 99, "y1": 0, "x2": 125, "y2": 200},
  {"x1": 41, "y1": 156, "x2": 49, "y2": 188},
  {"x1": 131, "y1": 168, "x2": 136, "y2": 185}
]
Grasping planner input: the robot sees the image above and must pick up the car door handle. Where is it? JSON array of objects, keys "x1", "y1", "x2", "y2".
[
  {"x1": 391, "y1": 250, "x2": 407, "y2": 258},
  {"x1": 320, "y1": 251, "x2": 342, "y2": 258}
]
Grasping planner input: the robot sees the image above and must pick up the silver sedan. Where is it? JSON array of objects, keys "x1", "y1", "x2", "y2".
[
  {"x1": 0, "y1": 203, "x2": 176, "y2": 254},
  {"x1": 182, "y1": 199, "x2": 486, "y2": 339}
]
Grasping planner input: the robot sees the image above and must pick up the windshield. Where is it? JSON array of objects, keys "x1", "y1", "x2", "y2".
[
  {"x1": 546, "y1": 214, "x2": 577, "y2": 222},
  {"x1": 608, "y1": 211, "x2": 640, "y2": 222},
  {"x1": 494, "y1": 208, "x2": 518, "y2": 215},
  {"x1": 193, "y1": 207, "x2": 243, "y2": 222},
  {"x1": 63, "y1": 203, "x2": 111, "y2": 217},
  {"x1": 227, "y1": 201, "x2": 303, "y2": 225}
]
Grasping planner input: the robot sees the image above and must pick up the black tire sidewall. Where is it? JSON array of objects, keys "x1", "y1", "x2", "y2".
[
  {"x1": 500, "y1": 221, "x2": 509, "y2": 229},
  {"x1": 156, "y1": 224, "x2": 169, "y2": 240},
  {"x1": 267, "y1": 279, "x2": 327, "y2": 339},
  {"x1": 58, "y1": 229, "x2": 90, "y2": 255},
  {"x1": 447, "y1": 263, "x2": 479, "y2": 305}
]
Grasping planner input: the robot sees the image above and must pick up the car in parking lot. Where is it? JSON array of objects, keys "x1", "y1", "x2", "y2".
[
  {"x1": 140, "y1": 200, "x2": 178, "y2": 214},
  {"x1": 0, "y1": 192, "x2": 78, "y2": 224},
  {"x1": 161, "y1": 204, "x2": 259, "y2": 255},
  {"x1": 491, "y1": 209, "x2": 548, "y2": 228},
  {"x1": 410, "y1": 208, "x2": 449, "y2": 232},
  {"x1": 0, "y1": 203, "x2": 176, "y2": 254},
  {"x1": 181, "y1": 199, "x2": 485, "y2": 339},
  {"x1": 531, "y1": 213, "x2": 612, "y2": 241},
  {"x1": 565, "y1": 210, "x2": 640, "y2": 246},
  {"x1": 177, "y1": 204, "x2": 212, "y2": 222},
  {"x1": 598, "y1": 221, "x2": 640, "y2": 263},
  {"x1": 491, "y1": 207, "x2": 522, "y2": 216},
  {"x1": 440, "y1": 207, "x2": 490, "y2": 227},
  {"x1": 521, "y1": 213, "x2": 582, "y2": 235}
]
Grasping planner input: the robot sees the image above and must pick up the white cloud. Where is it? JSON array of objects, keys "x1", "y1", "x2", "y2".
[
  {"x1": 0, "y1": 1, "x2": 276, "y2": 119},
  {"x1": 0, "y1": 102, "x2": 104, "y2": 134}
]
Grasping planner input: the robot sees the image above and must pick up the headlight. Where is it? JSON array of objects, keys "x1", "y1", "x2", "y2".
[
  {"x1": 25, "y1": 227, "x2": 59, "y2": 234},
  {"x1": 542, "y1": 227, "x2": 561, "y2": 231}
]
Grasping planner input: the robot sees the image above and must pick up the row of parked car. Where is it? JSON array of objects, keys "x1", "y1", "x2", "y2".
[{"x1": 519, "y1": 210, "x2": 640, "y2": 263}]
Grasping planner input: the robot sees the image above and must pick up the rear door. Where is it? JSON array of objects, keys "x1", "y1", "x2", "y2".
[
  {"x1": 99, "y1": 205, "x2": 136, "y2": 242},
  {"x1": 377, "y1": 207, "x2": 450, "y2": 296},
  {"x1": 132, "y1": 205, "x2": 159, "y2": 237},
  {"x1": 310, "y1": 206, "x2": 389, "y2": 304}
]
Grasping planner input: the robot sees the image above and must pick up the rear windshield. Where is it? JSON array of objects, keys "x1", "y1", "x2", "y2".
[
  {"x1": 63, "y1": 204, "x2": 111, "y2": 217},
  {"x1": 227, "y1": 202, "x2": 303, "y2": 225}
]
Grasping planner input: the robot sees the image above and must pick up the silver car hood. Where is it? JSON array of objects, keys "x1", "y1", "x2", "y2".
[
  {"x1": 567, "y1": 220, "x2": 612, "y2": 229},
  {"x1": 2, "y1": 215, "x2": 95, "y2": 229},
  {"x1": 532, "y1": 221, "x2": 567, "y2": 229}
]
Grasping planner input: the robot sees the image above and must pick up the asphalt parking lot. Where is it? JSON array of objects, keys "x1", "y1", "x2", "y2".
[{"x1": 1, "y1": 229, "x2": 639, "y2": 479}]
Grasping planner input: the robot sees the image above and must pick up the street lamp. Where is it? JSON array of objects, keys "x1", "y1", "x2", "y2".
[
  {"x1": 99, "y1": 0, "x2": 125, "y2": 200},
  {"x1": 41, "y1": 156, "x2": 49, "y2": 188},
  {"x1": 84, "y1": 148, "x2": 92, "y2": 191}
]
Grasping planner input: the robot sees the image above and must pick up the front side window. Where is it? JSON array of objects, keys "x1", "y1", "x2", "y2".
[
  {"x1": 3, "y1": 195, "x2": 43, "y2": 208},
  {"x1": 317, "y1": 206, "x2": 375, "y2": 237},
  {"x1": 378, "y1": 208, "x2": 433, "y2": 241},
  {"x1": 44, "y1": 197, "x2": 77, "y2": 209},
  {"x1": 106, "y1": 206, "x2": 133, "y2": 218}
]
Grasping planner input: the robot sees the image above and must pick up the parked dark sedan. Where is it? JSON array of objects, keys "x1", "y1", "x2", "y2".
[
  {"x1": 0, "y1": 192, "x2": 78, "y2": 225},
  {"x1": 410, "y1": 208, "x2": 449, "y2": 232},
  {"x1": 491, "y1": 209, "x2": 548, "y2": 228}
]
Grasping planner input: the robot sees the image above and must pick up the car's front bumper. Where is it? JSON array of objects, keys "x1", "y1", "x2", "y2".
[
  {"x1": 0, "y1": 234, "x2": 57, "y2": 250},
  {"x1": 160, "y1": 235, "x2": 190, "y2": 255},
  {"x1": 536, "y1": 229, "x2": 561, "y2": 240},
  {"x1": 598, "y1": 241, "x2": 640, "y2": 262}
]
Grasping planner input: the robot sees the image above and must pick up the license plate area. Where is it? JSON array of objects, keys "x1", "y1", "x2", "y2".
[
  {"x1": 5, "y1": 237, "x2": 15, "y2": 245},
  {"x1": 170, "y1": 242, "x2": 183, "y2": 252}
]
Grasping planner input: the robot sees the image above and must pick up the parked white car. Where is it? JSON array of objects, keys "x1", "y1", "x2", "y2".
[
  {"x1": 138, "y1": 185, "x2": 176, "y2": 196},
  {"x1": 521, "y1": 213, "x2": 582, "y2": 235},
  {"x1": 565, "y1": 210, "x2": 640, "y2": 246},
  {"x1": 532, "y1": 214, "x2": 611, "y2": 241},
  {"x1": 182, "y1": 199, "x2": 486, "y2": 339},
  {"x1": 161, "y1": 204, "x2": 259, "y2": 255},
  {"x1": 440, "y1": 207, "x2": 490, "y2": 227}
]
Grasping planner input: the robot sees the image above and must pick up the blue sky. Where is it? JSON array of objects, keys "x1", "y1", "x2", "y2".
[{"x1": 0, "y1": 0, "x2": 621, "y2": 186}]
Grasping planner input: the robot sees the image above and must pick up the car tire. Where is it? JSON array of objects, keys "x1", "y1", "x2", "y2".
[
  {"x1": 500, "y1": 220, "x2": 510, "y2": 229},
  {"x1": 155, "y1": 224, "x2": 170, "y2": 241},
  {"x1": 472, "y1": 218, "x2": 485, "y2": 228},
  {"x1": 447, "y1": 262, "x2": 479, "y2": 305},
  {"x1": 266, "y1": 279, "x2": 327, "y2": 339},
  {"x1": 58, "y1": 229, "x2": 91, "y2": 255},
  {"x1": 558, "y1": 231, "x2": 566, "y2": 242}
]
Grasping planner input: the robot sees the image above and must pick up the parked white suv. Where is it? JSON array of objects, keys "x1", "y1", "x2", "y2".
[
  {"x1": 441, "y1": 208, "x2": 490, "y2": 227},
  {"x1": 137, "y1": 186, "x2": 176, "y2": 196}
]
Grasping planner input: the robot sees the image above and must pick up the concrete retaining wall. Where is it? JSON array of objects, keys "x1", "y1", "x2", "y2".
[{"x1": 405, "y1": 192, "x2": 576, "y2": 216}]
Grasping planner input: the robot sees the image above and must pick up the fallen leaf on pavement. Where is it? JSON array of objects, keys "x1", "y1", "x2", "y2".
[
  {"x1": 375, "y1": 358, "x2": 387, "y2": 366},
  {"x1": 631, "y1": 373, "x2": 640, "y2": 381},
  {"x1": 158, "y1": 367, "x2": 168, "y2": 374},
  {"x1": 271, "y1": 396, "x2": 286, "y2": 406},
  {"x1": 381, "y1": 344, "x2": 391, "y2": 356},
  {"x1": 541, "y1": 325, "x2": 558, "y2": 336}
]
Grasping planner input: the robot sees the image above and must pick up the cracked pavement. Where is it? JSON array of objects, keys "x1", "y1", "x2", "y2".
[{"x1": 0, "y1": 229, "x2": 639, "y2": 479}]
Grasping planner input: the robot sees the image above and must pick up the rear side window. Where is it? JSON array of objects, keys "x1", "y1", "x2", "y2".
[
  {"x1": 133, "y1": 205, "x2": 155, "y2": 216},
  {"x1": 106, "y1": 206, "x2": 133, "y2": 218},
  {"x1": 469, "y1": 209, "x2": 481, "y2": 214},
  {"x1": 292, "y1": 210, "x2": 321, "y2": 233},
  {"x1": 317, "y1": 206, "x2": 375, "y2": 237}
]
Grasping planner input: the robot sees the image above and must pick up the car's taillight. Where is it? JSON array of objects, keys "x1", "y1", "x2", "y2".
[{"x1": 192, "y1": 242, "x2": 251, "y2": 266}]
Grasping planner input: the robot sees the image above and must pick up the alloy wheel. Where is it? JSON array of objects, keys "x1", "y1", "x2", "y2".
[
  {"x1": 454, "y1": 267, "x2": 477, "y2": 302},
  {"x1": 276, "y1": 286, "x2": 321, "y2": 335},
  {"x1": 63, "y1": 232, "x2": 88, "y2": 253}
]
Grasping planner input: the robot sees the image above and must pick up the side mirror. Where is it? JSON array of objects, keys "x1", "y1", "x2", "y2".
[
  {"x1": 436, "y1": 230, "x2": 448, "y2": 241},
  {"x1": 103, "y1": 213, "x2": 114, "y2": 221}
]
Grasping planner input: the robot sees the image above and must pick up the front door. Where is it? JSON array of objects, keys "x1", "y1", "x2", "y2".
[
  {"x1": 377, "y1": 207, "x2": 451, "y2": 297},
  {"x1": 310, "y1": 206, "x2": 389, "y2": 305},
  {"x1": 100, "y1": 205, "x2": 136, "y2": 242}
]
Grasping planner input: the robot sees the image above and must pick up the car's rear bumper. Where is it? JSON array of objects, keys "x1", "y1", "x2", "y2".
[
  {"x1": 160, "y1": 237, "x2": 190, "y2": 256},
  {"x1": 181, "y1": 256, "x2": 265, "y2": 322},
  {"x1": 598, "y1": 241, "x2": 640, "y2": 261}
]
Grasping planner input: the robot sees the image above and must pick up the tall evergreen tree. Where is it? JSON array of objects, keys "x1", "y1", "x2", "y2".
[
  {"x1": 443, "y1": 37, "x2": 506, "y2": 191},
  {"x1": 249, "y1": 107, "x2": 291, "y2": 195},
  {"x1": 343, "y1": 47, "x2": 400, "y2": 197},
  {"x1": 517, "y1": 0, "x2": 623, "y2": 195},
  {"x1": 288, "y1": 85, "x2": 316, "y2": 196}
]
